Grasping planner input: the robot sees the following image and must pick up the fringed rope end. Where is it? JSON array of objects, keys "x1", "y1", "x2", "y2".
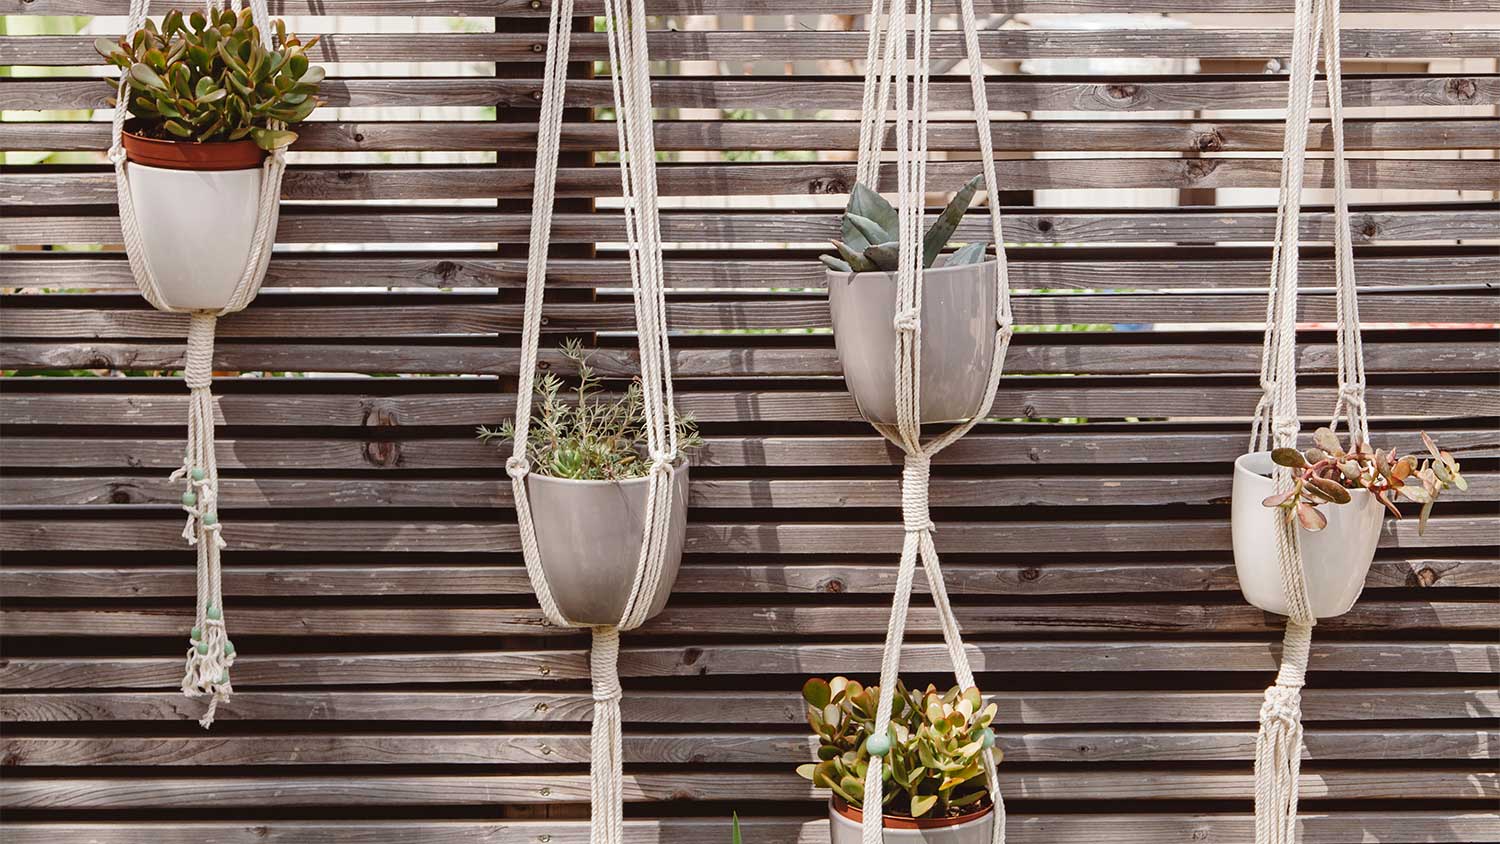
[
  {"x1": 181, "y1": 619, "x2": 236, "y2": 729},
  {"x1": 589, "y1": 626, "x2": 625, "y2": 843},
  {"x1": 1254, "y1": 683, "x2": 1305, "y2": 844}
]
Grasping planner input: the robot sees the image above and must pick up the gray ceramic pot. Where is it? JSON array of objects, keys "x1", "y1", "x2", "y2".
[
  {"x1": 827, "y1": 259, "x2": 999, "y2": 426},
  {"x1": 828, "y1": 799, "x2": 994, "y2": 844},
  {"x1": 523, "y1": 462, "x2": 689, "y2": 626}
]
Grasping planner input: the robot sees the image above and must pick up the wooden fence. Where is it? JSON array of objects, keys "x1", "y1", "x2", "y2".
[{"x1": 1, "y1": 1, "x2": 1497, "y2": 842}]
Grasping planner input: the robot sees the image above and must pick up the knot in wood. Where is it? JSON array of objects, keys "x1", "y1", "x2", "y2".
[
  {"x1": 1194, "y1": 129, "x2": 1225, "y2": 152},
  {"x1": 1414, "y1": 567, "x2": 1439, "y2": 587},
  {"x1": 808, "y1": 176, "x2": 850, "y2": 195},
  {"x1": 1019, "y1": 566, "x2": 1042, "y2": 583},
  {"x1": 1103, "y1": 83, "x2": 1141, "y2": 105},
  {"x1": 1445, "y1": 77, "x2": 1478, "y2": 102},
  {"x1": 821, "y1": 577, "x2": 845, "y2": 593},
  {"x1": 1183, "y1": 158, "x2": 1218, "y2": 183}
]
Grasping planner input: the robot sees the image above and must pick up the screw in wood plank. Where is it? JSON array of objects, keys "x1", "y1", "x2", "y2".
[
  {"x1": 532, "y1": 43, "x2": 545, "y2": 53},
  {"x1": 530, "y1": 0, "x2": 543, "y2": 7}
]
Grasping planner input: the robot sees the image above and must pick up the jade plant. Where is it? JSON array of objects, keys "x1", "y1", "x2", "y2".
[
  {"x1": 478, "y1": 339, "x2": 702, "y2": 481},
  {"x1": 820, "y1": 174, "x2": 990, "y2": 274},
  {"x1": 1262, "y1": 429, "x2": 1466, "y2": 535},
  {"x1": 96, "y1": 7, "x2": 324, "y2": 151},
  {"x1": 797, "y1": 676, "x2": 999, "y2": 820}
]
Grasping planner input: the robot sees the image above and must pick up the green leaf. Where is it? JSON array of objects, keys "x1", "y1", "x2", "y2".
[
  {"x1": 910, "y1": 792, "x2": 939, "y2": 818},
  {"x1": 833, "y1": 240, "x2": 876, "y2": 273},
  {"x1": 795, "y1": 763, "x2": 818, "y2": 782},
  {"x1": 731, "y1": 813, "x2": 742, "y2": 844},
  {"x1": 249, "y1": 127, "x2": 297, "y2": 151},
  {"x1": 1270, "y1": 447, "x2": 1307, "y2": 469},
  {"x1": 128, "y1": 63, "x2": 167, "y2": 92},
  {"x1": 846, "y1": 213, "x2": 895, "y2": 249},
  {"x1": 1307, "y1": 476, "x2": 1352, "y2": 504},
  {"x1": 819, "y1": 254, "x2": 853, "y2": 273},
  {"x1": 848, "y1": 182, "x2": 898, "y2": 240},
  {"x1": 803, "y1": 677, "x2": 832, "y2": 708},
  {"x1": 923, "y1": 173, "x2": 983, "y2": 269},
  {"x1": 162, "y1": 119, "x2": 193, "y2": 138},
  {"x1": 863, "y1": 242, "x2": 900, "y2": 271},
  {"x1": 298, "y1": 65, "x2": 325, "y2": 85},
  {"x1": 947, "y1": 241, "x2": 988, "y2": 266},
  {"x1": 94, "y1": 37, "x2": 123, "y2": 60}
]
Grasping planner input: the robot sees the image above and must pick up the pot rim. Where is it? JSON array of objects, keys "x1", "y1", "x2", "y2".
[
  {"x1": 122, "y1": 119, "x2": 266, "y2": 171},
  {"x1": 830, "y1": 795, "x2": 993, "y2": 829},
  {"x1": 523, "y1": 456, "x2": 689, "y2": 487},
  {"x1": 1234, "y1": 450, "x2": 1373, "y2": 502},
  {"x1": 825, "y1": 256, "x2": 997, "y2": 283}
]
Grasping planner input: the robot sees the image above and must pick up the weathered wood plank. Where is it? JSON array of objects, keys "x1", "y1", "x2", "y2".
[
  {"x1": 7, "y1": 338, "x2": 1496, "y2": 378},
  {"x1": 4, "y1": 428, "x2": 1493, "y2": 470},
  {"x1": 5, "y1": 687, "x2": 1494, "y2": 724},
  {"x1": 7, "y1": 30, "x2": 1499, "y2": 65},
  {"x1": 11, "y1": 0, "x2": 1499, "y2": 13},
  {"x1": 3, "y1": 642, "x2": 1495, "y2": 689},
  {"x1": 3, "y1": 602, "x2": 1494, "y2": 638},
  {"x1": 0, "y1": 813, "x2": 1495, "y2": 844},
  {"x1": 5, "y1": 728, "x2": 1491, "y2": 767},
  {"x1": 4, "y1": 294, "x2": 1495, "y2": 337},
  {"x1": 6, "y1": 75, "x2": 1493, "y2": 112},
  {"x1": 5, "y1": 250, "x2": 1497, "y2": 291},
  {"x1": 3, "y1": 385, "x2": 1494, "y2": 427},
  {"x1": 8, "y1": 117, "x2": 1496, "y2": 153},
  {"x1": 3, "y1": 470, "x2": 1493, "y2": 510},
  {"x1": 5, "y1": 158, "x2": 1497, "y2": 208},
  {"x1": 1, "y1": 558, "x2": 1489, "y2": 600}
]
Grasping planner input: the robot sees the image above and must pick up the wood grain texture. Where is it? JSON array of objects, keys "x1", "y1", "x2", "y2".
[{"x1": 10, "y1": 0, "x2": 1500, "y2": 12}]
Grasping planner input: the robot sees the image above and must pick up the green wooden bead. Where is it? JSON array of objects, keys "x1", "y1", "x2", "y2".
[
  {"x1": 201, "y1": 511, "x2": 219, "y2": 526},
  {"x1": 206, "y1": 605, "x2": 222, "y2": 621},
  {"x1": 181, "y1": 491, "x2": 198, "y2": 507},
  {"x1": 224, "y1": 641, "x2": 236, "y2": 657},
  {"x1": 866, "y1": 733, "x2": 891, "y2": 757},
  {"x1": 190, "y1": 626, "x2": 202, "y2": 641},
  {"x1": 196, "y1": 641, "x2": 209, "y2": 655},
  {"x1": 190, "y1": 468, "x2": 206, "y2": 482},
  {"x1": 216, "y1": 671, "x2": 230, "y2": 685}
]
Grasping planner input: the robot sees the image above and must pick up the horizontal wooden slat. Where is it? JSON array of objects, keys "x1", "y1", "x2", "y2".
[
  {"x1": 0, "y1": 815, "x2": 1494, "y2": 844},
  {"x1": 4, "y1": 642, "x2": 1496, "y2": 688},
  {"x1": 10, "y1": 0, "x2": 1500, "y2": 13},
  {"x1": 3, "y1": 384, "x2": 1495, "y2": 426},
  {"x1": 1, "y1": 557, "x2": 1490, "y2": 600},
  {"x1": 4, "y1": 427, "x2": 1493, "y2": 470},
  {"x1": 8, "y1": 30, "x2": 1500, "y2": 65},
  {"x1": 5, "y1": 687, "x2": 1495, "y2": 724},
  {"x1": 5, "y1": 728, "x2": 1493, "y2": 768},
  {"x1": 6, "y1": 74, "x2": 1495, "y2": 112},
  {"x1": 5, "y1": 158, "x2": 1498, "y2": 209},
  {"x1": 0, "y1": 814, "x2": 1495, "y2": 844},
  {"x1": 3, "y1": 602, "x2": 1495, "y2": 638},
  {"x1": 7, "y1": 117, "x2": 1497, "y2": 153}
]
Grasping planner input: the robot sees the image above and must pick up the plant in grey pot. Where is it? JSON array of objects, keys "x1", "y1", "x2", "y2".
[
  {"x1": 798, "y1": 676, "x2": 999, "y2": 843},
  {"x1": 821, "y1": 176, "x2": 994, "y2": 426},
  {"x1": 479, "y1": 340, "x2": 701, "y2": 625}
]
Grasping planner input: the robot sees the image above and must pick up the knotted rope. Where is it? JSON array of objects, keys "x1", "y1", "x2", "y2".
[
  {"x1": 1248, "y1": 0, "x2": 1366, "y2": 839},
  {"x1": 508, "y1": 0, "x2": 680, "y2": 838},
  {"x1": 110, "y1": 0, "x2": 285, "y2": 728},
  {"x1": 853, "y1": 0, "x2": 1012, "y2": 840}
]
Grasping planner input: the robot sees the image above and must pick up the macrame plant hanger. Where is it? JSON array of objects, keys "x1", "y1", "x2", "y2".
[
  {"x1": 509, "y1": 0, "x2": 680, "y2": 840},
  {"x1": 110, "y1": 0, "x2": 287, "y2": 729},
  {"x1": 1248, "y1": 0, "x2": 1366, "y2": 840},
  {"x1": 853, "y1": 0, "x2": 1012, "y2": 841}
]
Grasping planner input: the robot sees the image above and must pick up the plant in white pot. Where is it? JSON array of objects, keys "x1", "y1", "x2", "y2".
[
  {"x1": 821, "y1": 176, "x2": 996, "y2": 428},
  {"x1": 479, "y1": 340, "x2": 701, "y2": 624},
  {"x1": 97, "y1": 7, "x2": 323, "y2": 310},
  {"x1": 798, "y1": 676, "x2": 1000, "y2": 844},
  {"x1": 1233, "y1": 428, "x2": 1467, "y2": 618}
]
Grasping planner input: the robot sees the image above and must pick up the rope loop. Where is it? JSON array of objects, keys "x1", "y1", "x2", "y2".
[
  {"x1": 505, "y1": 455, "x2": 531, "y2": 480},
  {"x1": 1260, "y1": 684, "x2": 1304, "y2": 728},
  {"x1": 893, "y1": 307, "x2": 922, "y2": 333}
]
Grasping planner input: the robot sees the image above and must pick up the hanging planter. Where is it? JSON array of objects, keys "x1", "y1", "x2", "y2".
[
  {"x1": 823, "y1": 179, "x2": 997, "y2": 427},
  {"x1": 99, "y1": 2, "x2": 323, "y2": 728},
  {"x1": 799, "y1": 678, "x2": 999, "y2": 844}
]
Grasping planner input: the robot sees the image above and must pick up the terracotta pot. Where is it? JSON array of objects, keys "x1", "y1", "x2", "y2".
[
  {"x1": 829, "y1": 797, "x2": 994, "y2": 844},
  {"x1": 120, "y1": 124, "x2": 271, "y2": 311},
  {"x1": 827, "y1": 258, "x2": 998, "y2": 426},
  {"x1": 1231, "y1": 451, "x2": 1383, "y2": 618},
  {"x1": 524, "y1": 461, "x2": 689, "y2": 625}
]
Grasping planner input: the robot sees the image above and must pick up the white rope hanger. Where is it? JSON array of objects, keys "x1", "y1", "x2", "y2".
[
  {"x1": 1248, "y1": 0, "x2": 1366, "y2": 840},
  {"x1": 507, "y1": 0, "x2": 680, "y2": 839},
  {"x1": 853, "y1": 0, "x2": 1013, "y2": 840},
  {"x1": 109, "y1": 0, "x2": 286, "y2": 729}
]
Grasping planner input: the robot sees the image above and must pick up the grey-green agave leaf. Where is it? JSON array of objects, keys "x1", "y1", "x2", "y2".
[{"x1": 922, "y1": 174, "x2": 984, "y2": 269}]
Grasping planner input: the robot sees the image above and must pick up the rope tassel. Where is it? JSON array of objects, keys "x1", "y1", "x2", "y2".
[{"x1": 1255, "y1": 621, "x2": 1313, "y2": 844}]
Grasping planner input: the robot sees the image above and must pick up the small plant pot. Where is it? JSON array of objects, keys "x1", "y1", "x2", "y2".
[
  {"x1": 524, "y1": 461, "x2": 689, "y2": 625},
  {"x1": 121, "y1": 125, "x2": 271, "y2": 311},
  {"x1": 1232, "y1": 451, "x2": 1384, "y2": 618},
  {"x1": 829, "y1": 797, "x2": 994, "y2": 844},
  {"x1": 827, "y1": 259, "x2": 998, "y2": 426}
]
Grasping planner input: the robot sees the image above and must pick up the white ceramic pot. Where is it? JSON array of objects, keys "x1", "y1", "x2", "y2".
[
  {"x1": 125, "y1": 161, "x2": 265, "y2": 311},
  {"x1": 1231, "y1": 451, "x2": 1384, "y2": 618},
  {"x1": 524, "y1": 462, "x2": 689, "y2": 625},
  {"x1": 827, "y1": 258, "x2": 998, "y2": 426},
  {"x1": 828, "y1": 799, "x2": 994, "y2": 844}
]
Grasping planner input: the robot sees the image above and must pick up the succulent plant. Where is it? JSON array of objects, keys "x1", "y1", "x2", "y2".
[
  {"x1": 1262, "y1": 428, "x2": 1465, "y2": 535},
  {"x1": 796, "y1": 676, "x2": 999, "y2": 820},
  {"x1": 478, "y1": 339, "x2": 702, "y2": 481},
  {"x1": 820, "y1": 175, "x2": 991, "y2": 274},
  {"x1": 96, "y1": 7, "x2": 324, "y2": 152},
  {"x1": 730, "y1": 812, "x2": 743, "y2": 844}
]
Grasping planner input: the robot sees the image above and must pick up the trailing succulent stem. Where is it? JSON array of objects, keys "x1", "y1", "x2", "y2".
[
  {"x1": 796, "y1": 676, "x2": 998, "y2": 820},
  {"x1": 478, "y1": 339, "x2": 702, "y2": 481},
  {"x1": 97, "y1": 7, "x2": 324, "y2": 151},
  {"x1": 819, "y1": 175, "x2": 991, "y2": 274},
  {"x1": 1262, "y1": 428, "x2": 1465, "y2": 535}
]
